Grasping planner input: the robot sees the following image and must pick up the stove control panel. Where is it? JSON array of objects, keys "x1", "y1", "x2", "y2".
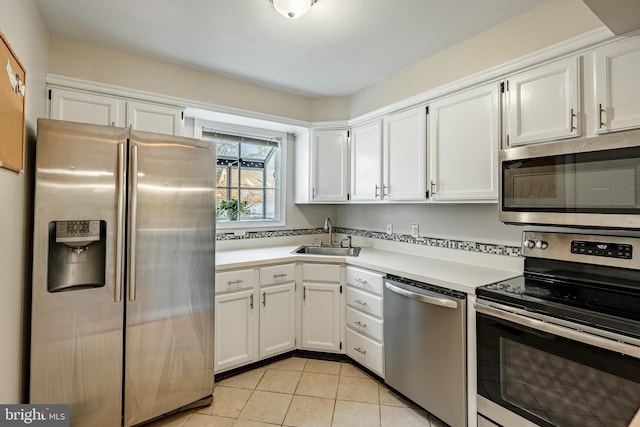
[{"x1": 571, "y1": 240, "x2": 632, "y2": 259}]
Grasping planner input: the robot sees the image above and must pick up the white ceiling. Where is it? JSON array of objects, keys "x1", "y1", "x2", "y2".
[{"x1": 34, "y1": 0, "x2": 550, "y2": 97}]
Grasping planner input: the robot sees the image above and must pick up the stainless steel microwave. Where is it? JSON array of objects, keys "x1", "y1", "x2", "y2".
[{"x1": 499, "y1": 129, "x2": 640, "y2": 229}]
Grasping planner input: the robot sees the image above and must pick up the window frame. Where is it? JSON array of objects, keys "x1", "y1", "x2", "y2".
[{"x1": 195, "y1": 119, "x2": 287, "y2": 230}]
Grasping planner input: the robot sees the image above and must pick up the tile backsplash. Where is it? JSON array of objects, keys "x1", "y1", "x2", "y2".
[{"x1": 217, "y1": 227, "x2": 521, "y2": 257}]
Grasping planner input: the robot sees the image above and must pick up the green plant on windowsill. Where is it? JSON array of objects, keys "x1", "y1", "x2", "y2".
[{"x1": 216, "y1": 198, "x2": 250, "y2": 220}]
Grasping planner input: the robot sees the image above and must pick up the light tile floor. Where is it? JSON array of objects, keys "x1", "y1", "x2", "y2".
[{"x1": 147, "y1": 357, "x2": 448, "y2": 427}]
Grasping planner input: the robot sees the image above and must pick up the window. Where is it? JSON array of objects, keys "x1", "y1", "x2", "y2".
[{"x1": 201, "y1": 125, "x2": 284, "y2": 227}]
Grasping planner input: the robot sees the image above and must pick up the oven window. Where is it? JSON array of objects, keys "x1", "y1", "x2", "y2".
[
  {"x1": 500, "y1": 338, "x2": 640, "y2": 427},
  {"x1": 477, "y1": 313, "x2": 640, "y2": 427},
  {"x1": 502, "y1": 146, "x2": 640, "y2": 213}
]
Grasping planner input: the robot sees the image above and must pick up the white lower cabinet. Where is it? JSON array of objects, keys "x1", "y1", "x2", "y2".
[
  {"x1": 345, "y1": 328, "x2": 384, "y2": 376},
  {"x1": 214, "y1": 268, "x2": 258, "y2": 373},
  {"x1": 345, "y1": 266, "x2": 384, "y2": 377},
  {"x1": 215, "y1": 262, "x2": 386, "y2": 375},
  {"x1": 301, "y1": 263, "x2": 343, "y2": 352},
  {"x1": 260, "y1": 281, "x2": 296, "y2": 358},
  {"x1": 215, "y1": 289, "x2": 257, "y2": 372}
]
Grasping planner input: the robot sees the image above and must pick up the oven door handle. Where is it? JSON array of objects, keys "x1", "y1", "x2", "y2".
[
  {"x1": 385, "y1": 282, "x2": 458, "y2": 309},
  {"x1": 474, "y1": 302, "x2": 640, "y2": 359}
]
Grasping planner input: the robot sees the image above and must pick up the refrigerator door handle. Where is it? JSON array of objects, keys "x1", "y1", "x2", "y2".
[
  {"x1": 128, "y1": 144, "x2": 139, "y2": 302},
  {"x1": 115, "y1": 142, "x2": 126, "y2": 303}
]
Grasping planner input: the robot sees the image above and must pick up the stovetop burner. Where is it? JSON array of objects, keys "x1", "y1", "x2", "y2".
[{"x1": 477, "y1": 232, "x2": 640, "y2": 339}]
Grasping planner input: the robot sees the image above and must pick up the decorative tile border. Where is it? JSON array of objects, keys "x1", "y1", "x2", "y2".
[
  {"x1": 216, "y1": 227, "x2": 325, "y2": 241},
  {"x1": 216, "y1": 226, "x2": 522, "y2": 257}
]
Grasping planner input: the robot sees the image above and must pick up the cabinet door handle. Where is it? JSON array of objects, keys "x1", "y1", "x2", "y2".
[
  {"x1": 354, "y1": 321, "x2": 367, "y2": 328},
  {"x1": 354, "y1": 347, "x2": 367, "y2": 355},
  {"x1": 382, "y1": 185, "x2": 389, "y2": 197},
  {"x1": 303, "y1": 286, "x2": 307, "y2": 300},
  {"x1": 374, "y1": 184, "x2": 380, "y2": 198},
  {"x1": 430, "y1": 180, "x2": 436, "y2": 196},
  {"x1": 569, "y1": 108, "x2": 576, "y2": 131},
  {"x1": 312, "y1": 187, "x2": 316, "y2": 199},
  {"x1": 262, "y1": 292, "x2": 266, "y2": 307},
  {"x1": 250, "y1": 294, "x2": 254, "y2": 309},
  {"x1": 598, "y1": 103, "x2": 605, "y2": 129},
  {"x1": 354, "y1": 299, "x2": 368, "y2": 306}
]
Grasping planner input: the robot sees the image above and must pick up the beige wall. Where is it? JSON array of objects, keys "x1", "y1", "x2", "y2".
[
  {"x1": 0, "y1": 0, "x2": 49, "y2": 403},
  {"x1": 48, "y1": 36, "x2": 350, "y2": 123},
  {"x1": 349, "y1": 0, "x2": 604, "y2": 117}
]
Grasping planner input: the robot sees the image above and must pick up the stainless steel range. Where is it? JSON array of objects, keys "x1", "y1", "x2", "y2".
[{"x1": 475, "y1": 231, "x2": 640, "y2": 427}]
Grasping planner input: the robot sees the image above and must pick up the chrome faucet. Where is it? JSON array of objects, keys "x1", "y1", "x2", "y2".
[
  {"x1": 324, "y1": 217, "x2": 333, "y2": 246},
  {"x1": 340, "y1": 236, "x2": 352, "y2": 249}
]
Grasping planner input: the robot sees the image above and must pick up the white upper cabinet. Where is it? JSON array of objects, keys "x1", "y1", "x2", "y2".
[
  {"x1": 295, "y1": 129, "x2": 349, "y2": 203},
  {"x1": 594, "y1": 36, "x2": 640, "y2": 133},
  {"x1": 429, "y1": 83, "x2": 500, "y2": 202},
  {"x1": 350, "y1": 120, "x2": 383, "y2": 201},
  {"x1": 504, "y1": 56, "x2": 580, "y2": 146},
  {"x1": 311, "y1": 129, "x2": 349, "y2": 202},
  {"x1": 49, "y1": 88, "x2": 125, "y2": 127},
  {"x1": 383, "y1": 106, "x2": 428, "y2": 201},
  {"x1": 48, "y1": 88, "x2": 184, "y2": 136},
  {"x1": 126, "y1": 100, "x2": 184, "y2": 136}
]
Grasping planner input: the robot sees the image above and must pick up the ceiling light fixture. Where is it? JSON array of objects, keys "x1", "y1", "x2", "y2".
[{"x1": 270, "y1": 0, "x2": 318, "y2": 19}]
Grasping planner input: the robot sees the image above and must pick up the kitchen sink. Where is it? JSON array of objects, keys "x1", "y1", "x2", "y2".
[{"x1": 292, "y1": 245, "x2": 361, "y2": 257}]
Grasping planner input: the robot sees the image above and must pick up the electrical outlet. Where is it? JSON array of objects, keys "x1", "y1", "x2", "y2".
[
  {"x1": 234, "y1": 230, "x2": 247, "y2": 237},
  {"x1": 411, "y1": 224, "x2": 419, "y2": 238},
  {"x1": 386, "y1": 223, "x2": 393, "y2": 235}
]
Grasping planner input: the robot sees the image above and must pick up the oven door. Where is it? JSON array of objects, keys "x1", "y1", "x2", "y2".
[
  {"x1": 476, "y1": 301, "x2": 640, "y2": 427},
  {"x1": 499, "y1": 130, "x2": 640, "y2": 228}
]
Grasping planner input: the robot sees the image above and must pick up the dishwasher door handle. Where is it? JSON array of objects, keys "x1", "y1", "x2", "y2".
[{"x1": 385, "y1": 282, "x2": 458, "y2": 309}]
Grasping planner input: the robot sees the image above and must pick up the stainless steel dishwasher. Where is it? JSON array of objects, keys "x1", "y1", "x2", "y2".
[{"x1": 383, "y1": 275, "x2": 467, "y2": 427}]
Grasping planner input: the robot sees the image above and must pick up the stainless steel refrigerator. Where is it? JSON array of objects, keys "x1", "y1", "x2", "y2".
[{"x1": 30, "y1": 118, "x2": 216, "y2": 426}]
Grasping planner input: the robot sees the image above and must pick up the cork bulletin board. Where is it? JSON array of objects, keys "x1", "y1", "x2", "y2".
[{"x1": 0, "y1": 31, "x2": 26, "y2": 173}]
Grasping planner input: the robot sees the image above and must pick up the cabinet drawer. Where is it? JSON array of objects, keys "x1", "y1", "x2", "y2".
[
  {"x1": 303, "y1": 263, "x2": 341, "y2": 282},
  {"x1": 346, "y1": 286, "x2": 383, "y2": 318},
  {"x1": 346, "y1": 307, "x2": 383, "y2": 341},
  {"x1": 346, "y1": 266, "x2": 384, "y2": 296},
  {"x1": 260, "y1": 263, "x2": 296, "y2": 286},
  {"x1": 215, "y1": 269, "x2": 255, "y2": 294},
  {"x1": 346, "y1": 328, "x2": 384, "y2": 377}
]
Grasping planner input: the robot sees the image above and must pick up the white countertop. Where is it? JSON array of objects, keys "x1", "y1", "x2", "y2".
[{"x1": 216, "y1": 245, "x2": 521, "y2": 295}]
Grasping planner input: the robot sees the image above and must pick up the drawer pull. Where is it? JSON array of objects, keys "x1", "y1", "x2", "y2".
[
  {"x1": 354, "y1": 321, "x2": 367, "y2": 328},
  {"x1": 354, "y1": 299, "x2": 368, "y2": 306},
  {"x1": 355, "y1": 278, "x2": 369, "y2": 286},
  {"x1": 354, "y1": 347, "x2": 367, "y2": 355},
  {"x1": 273, "y1": 273, "x2": 288, "y2": 279},
  {"x1": 227, "y1": 279, "x2": 243, "y2": 287}
]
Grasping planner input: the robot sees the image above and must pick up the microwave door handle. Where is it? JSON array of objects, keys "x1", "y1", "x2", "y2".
[
  {"x1": 385, "y1": 282, "x2": 458, "y2": 309},
  {"x1": 115, "y1": 142, "x2": 126, "y2": 303}
]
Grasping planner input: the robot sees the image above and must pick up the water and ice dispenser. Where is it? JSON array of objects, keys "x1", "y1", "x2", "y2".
[{"x1": 47, "y1": 220, "x2": 106, "y2": 292}]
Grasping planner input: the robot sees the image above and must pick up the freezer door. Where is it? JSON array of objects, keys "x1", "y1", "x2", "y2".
[
  {"x1": 124, "y1": 130, "x2": 216, "y2": 426},
  {"x1": 30, "y1": 119, "x2": 127, "y2": 427}
]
